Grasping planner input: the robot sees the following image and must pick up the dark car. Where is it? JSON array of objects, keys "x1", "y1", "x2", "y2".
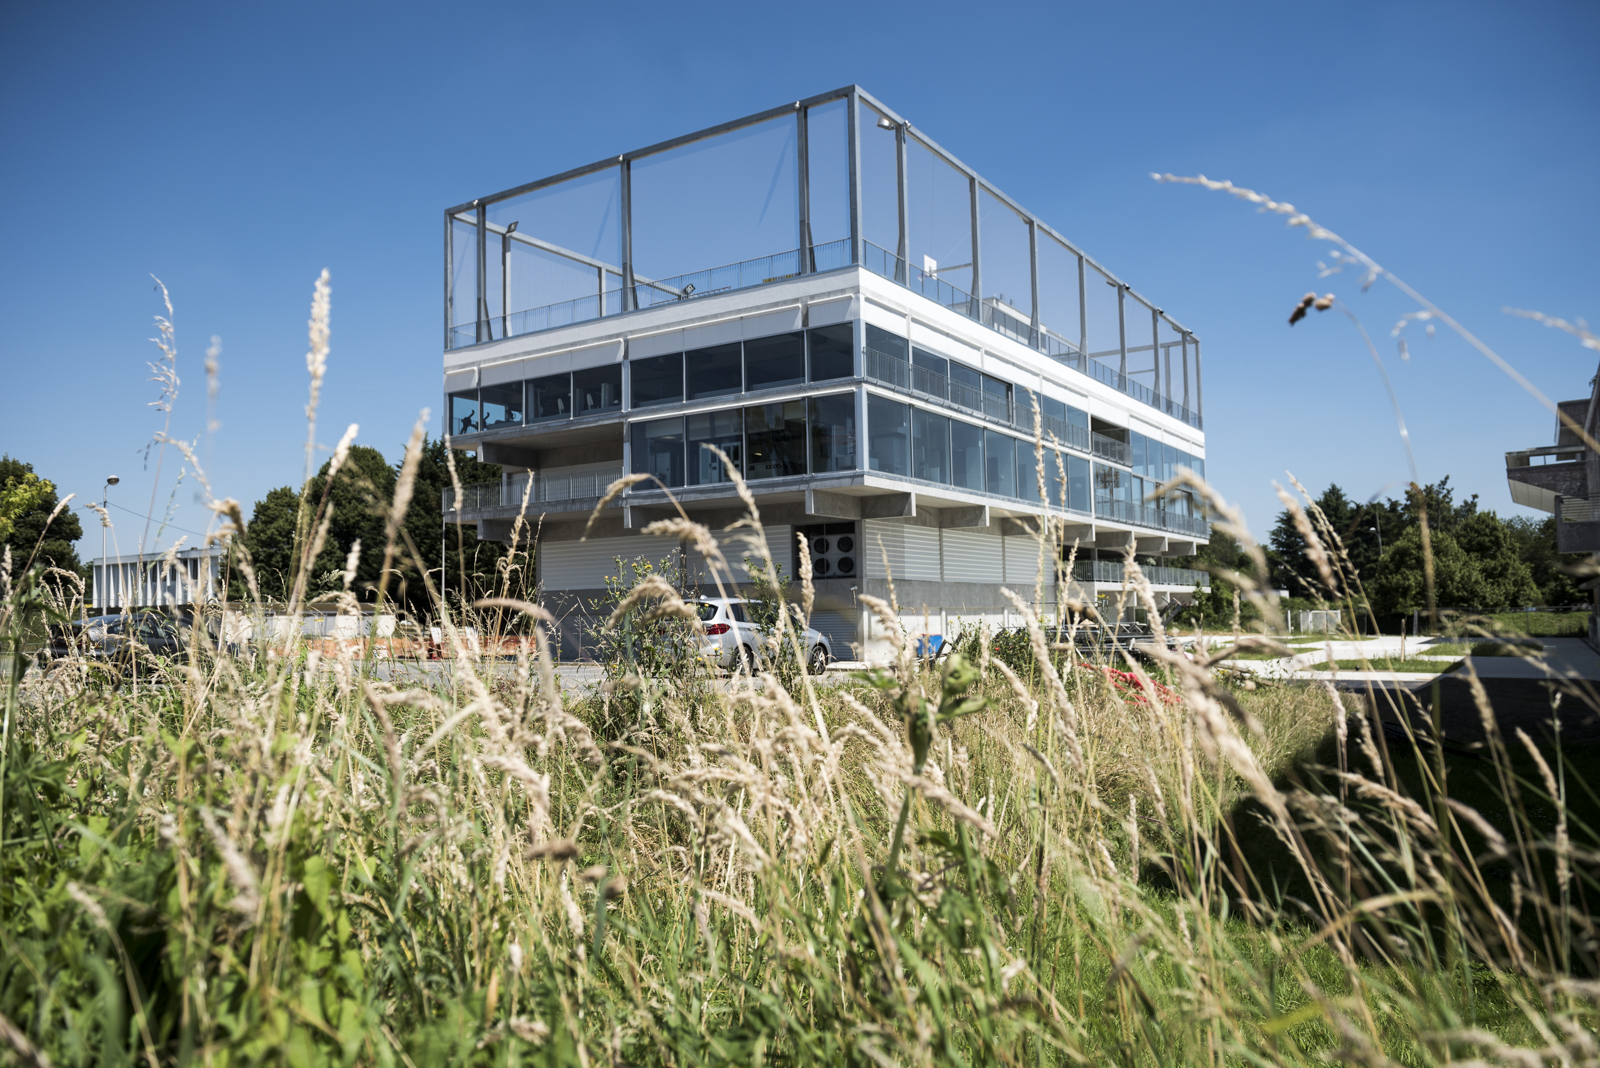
[{"x1": 42, "y1": 612, "x2": 226, "y2": 679}]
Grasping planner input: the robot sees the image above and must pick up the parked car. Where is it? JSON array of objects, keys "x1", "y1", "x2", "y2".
[
  {"x1": 42, "y1": 612, "x2": 235, "y2": 677},
  {"x1": 694, "y1": 598, "x2": 832, "y2": 675}
]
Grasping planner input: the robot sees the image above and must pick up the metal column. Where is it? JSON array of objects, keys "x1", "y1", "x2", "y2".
[
  {"x1": 1028, "y1": 218, "x2": 1040, "y2": 347},
  {"x1": 846, "y1": 89, "x2": 861, "y2": 266},
  {"x1": 1116, "y1": 286, "x2": 1127, "y2": 380},
  {"x1": 969, "y1": 177, "x2": 982, "y2": 319},
  {"x1": 620, "y1": 159, "x2": 635, "y2": 312},
  {"x1": 895, "y1": 124, "x2": 909, "y2": 284},
  {"x1": 475, "y1": 203, "x2": 488, "y2": 344},
  {"x1": 1077, "y1": 255, "x2": 1087, "y2": 362},
  {"x1": 796, "y1": 104, "x2": 812, "y2": 273}
]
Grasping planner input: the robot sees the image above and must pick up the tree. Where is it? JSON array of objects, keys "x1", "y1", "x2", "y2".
[
  {"x1": 1506, "y1": 515, "x2": 1586, "y2": 605},
  {"x1": 303, "y1": 445, "x2": 398, "y2": 601},
  {"x1": 0, "y1": 456, "x2": 84, "y2": 579},
  {"x1": 404, "y1": 436, "x2": 513, "y2": 616},
  {"x1": 237, "y1": 486, "x2": 300, "y2": 601}
]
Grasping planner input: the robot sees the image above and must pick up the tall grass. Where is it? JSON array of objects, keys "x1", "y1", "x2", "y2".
[{"x1": 2, "y1": 277, "x2": 1597, "y2": 1068}]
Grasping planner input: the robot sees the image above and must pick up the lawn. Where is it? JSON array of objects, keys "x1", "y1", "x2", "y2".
[{"x1": 1329, "y1": 656, "x2": 1461, "y2": 673}]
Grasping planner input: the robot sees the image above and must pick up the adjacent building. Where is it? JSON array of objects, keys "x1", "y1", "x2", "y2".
[
  {"x1": 90, "y1": 545, "x2": 225, "y2": 611},
  {"x1": 1506, "y1": 358, "x2": 1600, "y2": 645},
  {"x1": 441, "y1": 86, "x2": 1210, "y2": 658}
]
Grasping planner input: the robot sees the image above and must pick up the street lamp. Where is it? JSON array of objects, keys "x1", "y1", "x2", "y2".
[
  {"x1": 1370, "y1": 523, "x2": 1382, "y2": 555},
  {"x1": 101, "y1": 476, "x2": 119, "y2": 609}
]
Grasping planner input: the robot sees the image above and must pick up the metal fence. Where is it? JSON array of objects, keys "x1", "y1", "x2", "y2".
[{"x1": 1072, "y1": 559, "x2": 1209, "y2": 588}]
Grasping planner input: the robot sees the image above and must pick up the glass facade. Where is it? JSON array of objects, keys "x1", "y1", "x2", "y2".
[
  {"x1": 686, "y1": 343, "x2": 743, "y2": 400},
  {"x1": 632, "y1": 353, "x2": 683, "y2": 408},
  {"x1": 984, "y1": 430, "x2": 1015, "y2": 498},
  {"x1": 952, "y1": 420, "x2": 984, "y2": 491},
  {"x1": 480, "y1": 382, "x2": 523, "y2": 429},
  {"x1": 912, "y1": 409, "x2": 949, "y2": 484},
  {"x1": 808, "y1": 323, "x2": 854, "y2": 382},
  {"x1": 809, "y1": 394, "x2": 856, "y2": 473},
  {"x1": 745, "y1": 401, "x2": 807, "y2": 480},
  {"x1": 449, "y1": 391, "x2": 479, "y2": 436},
  {"x1": 688, "y1": 409, "x2": 742, "y2": 485},
  {"x1": 631, "y1": 392, "x2": 858, "y2": 487},
  {"x1": 446, "y1": 88, "x2": 1203, "y2": 432},
  {"x1": 574, "y1": 365, "x2": 622, "y2": 415},
  {"x1": 530, "y1": 373, "x2": 571, "y2": 422},
  {"x1": 633, "y1": 418, "x2": 685, "y2": 488},
  {"x1": 867, "y1": 395, "x2": 910, "y2": 476},
  {"x1": 745, "y1": 332, "x2": 804, "y2": 391}
]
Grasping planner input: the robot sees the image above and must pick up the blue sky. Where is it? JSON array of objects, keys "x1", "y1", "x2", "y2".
[{"x1": 1, "y1": 0, "x2": 1595, "y2": 561}]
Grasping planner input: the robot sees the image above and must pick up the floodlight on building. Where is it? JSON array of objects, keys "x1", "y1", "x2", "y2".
[{"x1": 876, "y1": 116, "x2": 895, "y2": 130}]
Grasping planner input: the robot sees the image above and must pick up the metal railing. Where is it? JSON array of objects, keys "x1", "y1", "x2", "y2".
[
  {"x1": 444, "y1": 467, "x2": 623, "y2": 512},
  {"x1": 1091, "y1": 432, "x2": 1129, "y2": 465},
  {"x1": 1092, "y1": 498, "x2": 1209, "y2": 538},
  {"x1": 863, "y1": 241, "x2": 1202, "y2": 429},
  {"x1": 450, "y1": 240, "x2": 853, "y2": 350},
  {"x1": 1072, "y1": 559, "x2": 1209, "y2": 588}
]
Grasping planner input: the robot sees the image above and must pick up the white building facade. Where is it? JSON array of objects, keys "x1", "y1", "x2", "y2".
[
  {"x1": 440, "y1": 86, "x2": 1210, "y2": 658},
  {"x1": 91, "y1": 545, "x2": 225, "y2": 611}
]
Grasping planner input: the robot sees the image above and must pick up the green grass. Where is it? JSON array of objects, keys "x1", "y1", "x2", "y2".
[
  {"x1": 1427, "y1": 640, "x2": 1546, "y2": 657},
  {"x1": 1329, "y1": 656, "x2": 1461, "y2": 673},
  {"x1": 1483, "y1": 611, "x2": 1590, "y2": 637}
]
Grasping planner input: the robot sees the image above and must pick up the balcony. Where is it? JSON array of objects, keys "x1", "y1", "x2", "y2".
[
  {"x1": 1073, "y1": 559, "x2": 1210, "y2": 588},
  {"x1": 1557, "y1": 495, "x2": 1600, "y2": 553},
  {"x1": 1093, "y1": 497, "x2": 1209, "y2": 538},
  {"x1": 444, "y1": 467, "x2": 624, "y2": 514}
]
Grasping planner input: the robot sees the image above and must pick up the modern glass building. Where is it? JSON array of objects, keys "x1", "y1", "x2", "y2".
[{"x1": 441, "y1": 85, "x2": 1209, "y2": 659}]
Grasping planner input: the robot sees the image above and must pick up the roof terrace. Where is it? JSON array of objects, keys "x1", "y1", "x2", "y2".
[{"x1": 444, "y1": 86, "x2": 1204, "y2": 429}]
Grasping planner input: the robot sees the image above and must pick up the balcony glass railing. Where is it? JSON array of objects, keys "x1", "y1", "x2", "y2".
[
  {"x1": 1092, "y1": 498, "x2": 1209, "y2": 538},
  {"x1": 1072, "y1": 559, "x2": 1210, "y2": 588},
  {"x1": 1091, "y1": 432, "x2": 1130, "y2": 465},
  {"x1": 862, "y1": 239, "x2": 1202, "y2": 430},
  {"x1": 449, "y1": 239, "x2": 853, "y2": 351},
  {"x1": 444, "y1": 467, "x2": 624, "y2": 512}
]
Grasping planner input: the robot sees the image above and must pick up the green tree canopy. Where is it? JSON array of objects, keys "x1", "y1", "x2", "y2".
[{"x1": 0, "y1": 455, "x2": 84, "y2": 580}]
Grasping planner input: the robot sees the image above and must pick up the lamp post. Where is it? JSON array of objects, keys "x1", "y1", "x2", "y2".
[
  {"x1": 1370, "y1": 521, "x2": 1383, "y2": 556},
  {"x1": 101, "y1": 476, "x2": 119, "y2": 609}
]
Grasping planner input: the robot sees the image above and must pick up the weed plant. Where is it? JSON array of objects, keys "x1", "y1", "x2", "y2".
[{"x1": 2, "y1": 273, "x2": 1599, "y2": 1068}]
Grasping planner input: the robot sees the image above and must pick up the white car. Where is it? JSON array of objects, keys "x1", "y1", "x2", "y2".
[{"x1": 695, "y1": 598, "x2": 833, "y2": 675}]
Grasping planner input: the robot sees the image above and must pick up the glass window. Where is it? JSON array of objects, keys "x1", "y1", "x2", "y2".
[
  {"x1": 573, "y1": 364, "x2": 622, "y2": 415},
  {"x1": 688, "y1": 409, "x2": 743, "y2": 485},
  {"x1": 912, "y1": 409, "x2": 949, "y2": 484},
  {"x1": 686, "y1": 342, "x2": 743, "y2": 400},
  {"x1": 728, "y1": 602, "x2": 748, "y2": 623},
  {"x1": 864, "y1": 323, "x2": 907, "y2": 362},
  {"x1": 696, "y1": 602, "x2": 720, "y2": 622},
  {"x1": 1017, "y1": 442, "x2": 1043, "y2": 502},
  {"x1": 808, "y1": 323, "x2": 854, "y2": 382},
  {"x1": 1044, "y1": 449, "x2": 1065, "y2": 509},
  {"x1": 867, "y1": 394, "x2": 910, "y2": 476},
  {"x1": 951, "y1": 420, "x2": 984, "y2": 490},
  {"x1": 1067, "y1": 456, "x2": 1091, "y2": 513},
  {"x1": 529, "y1": 373, "x2": 571, "y2": 422},
  {"x1": 745, "y1": 401, "x2": 807, "y2": 480},
  {"x1": 744, "y1": 332, "x2": 804, "y2": 392},
  {"x1": 448, "y1": 391, "x2": 480, "y2": 436},
  {"x1": 1128, "y1": 432, "x2": 1147, "y2": 478},
  {"x1": 982, "y1": 374, "x2": 1011, "y2": 422},
  {"x1": 631, "y1": 417, "x2": 684, "y2": 488},
  {"x1": 480, "y1": 382, "x2": 523, "y2": 429},
  {"x1": 1066, "y1": 404, "x2": 1088, "y2": 429},
  {"x1": 985, "y1": 431, "x2": 1016, "y2": 498},
  {"x1": 1162, "y1": 442, "x2": 1177, "y2": 484},
  {"x1": 1041, "y1": 396, "x2": 1066, "y2": 423},
  {"x1": 809, "y1": 393, "x2": 856, "y2": 473},
  {"x1": 859, "y1": 101, "x2": 901, "y2": 263},
  {"x1": 631, "y1": 353, "x2": 683, "y2": 408}
]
